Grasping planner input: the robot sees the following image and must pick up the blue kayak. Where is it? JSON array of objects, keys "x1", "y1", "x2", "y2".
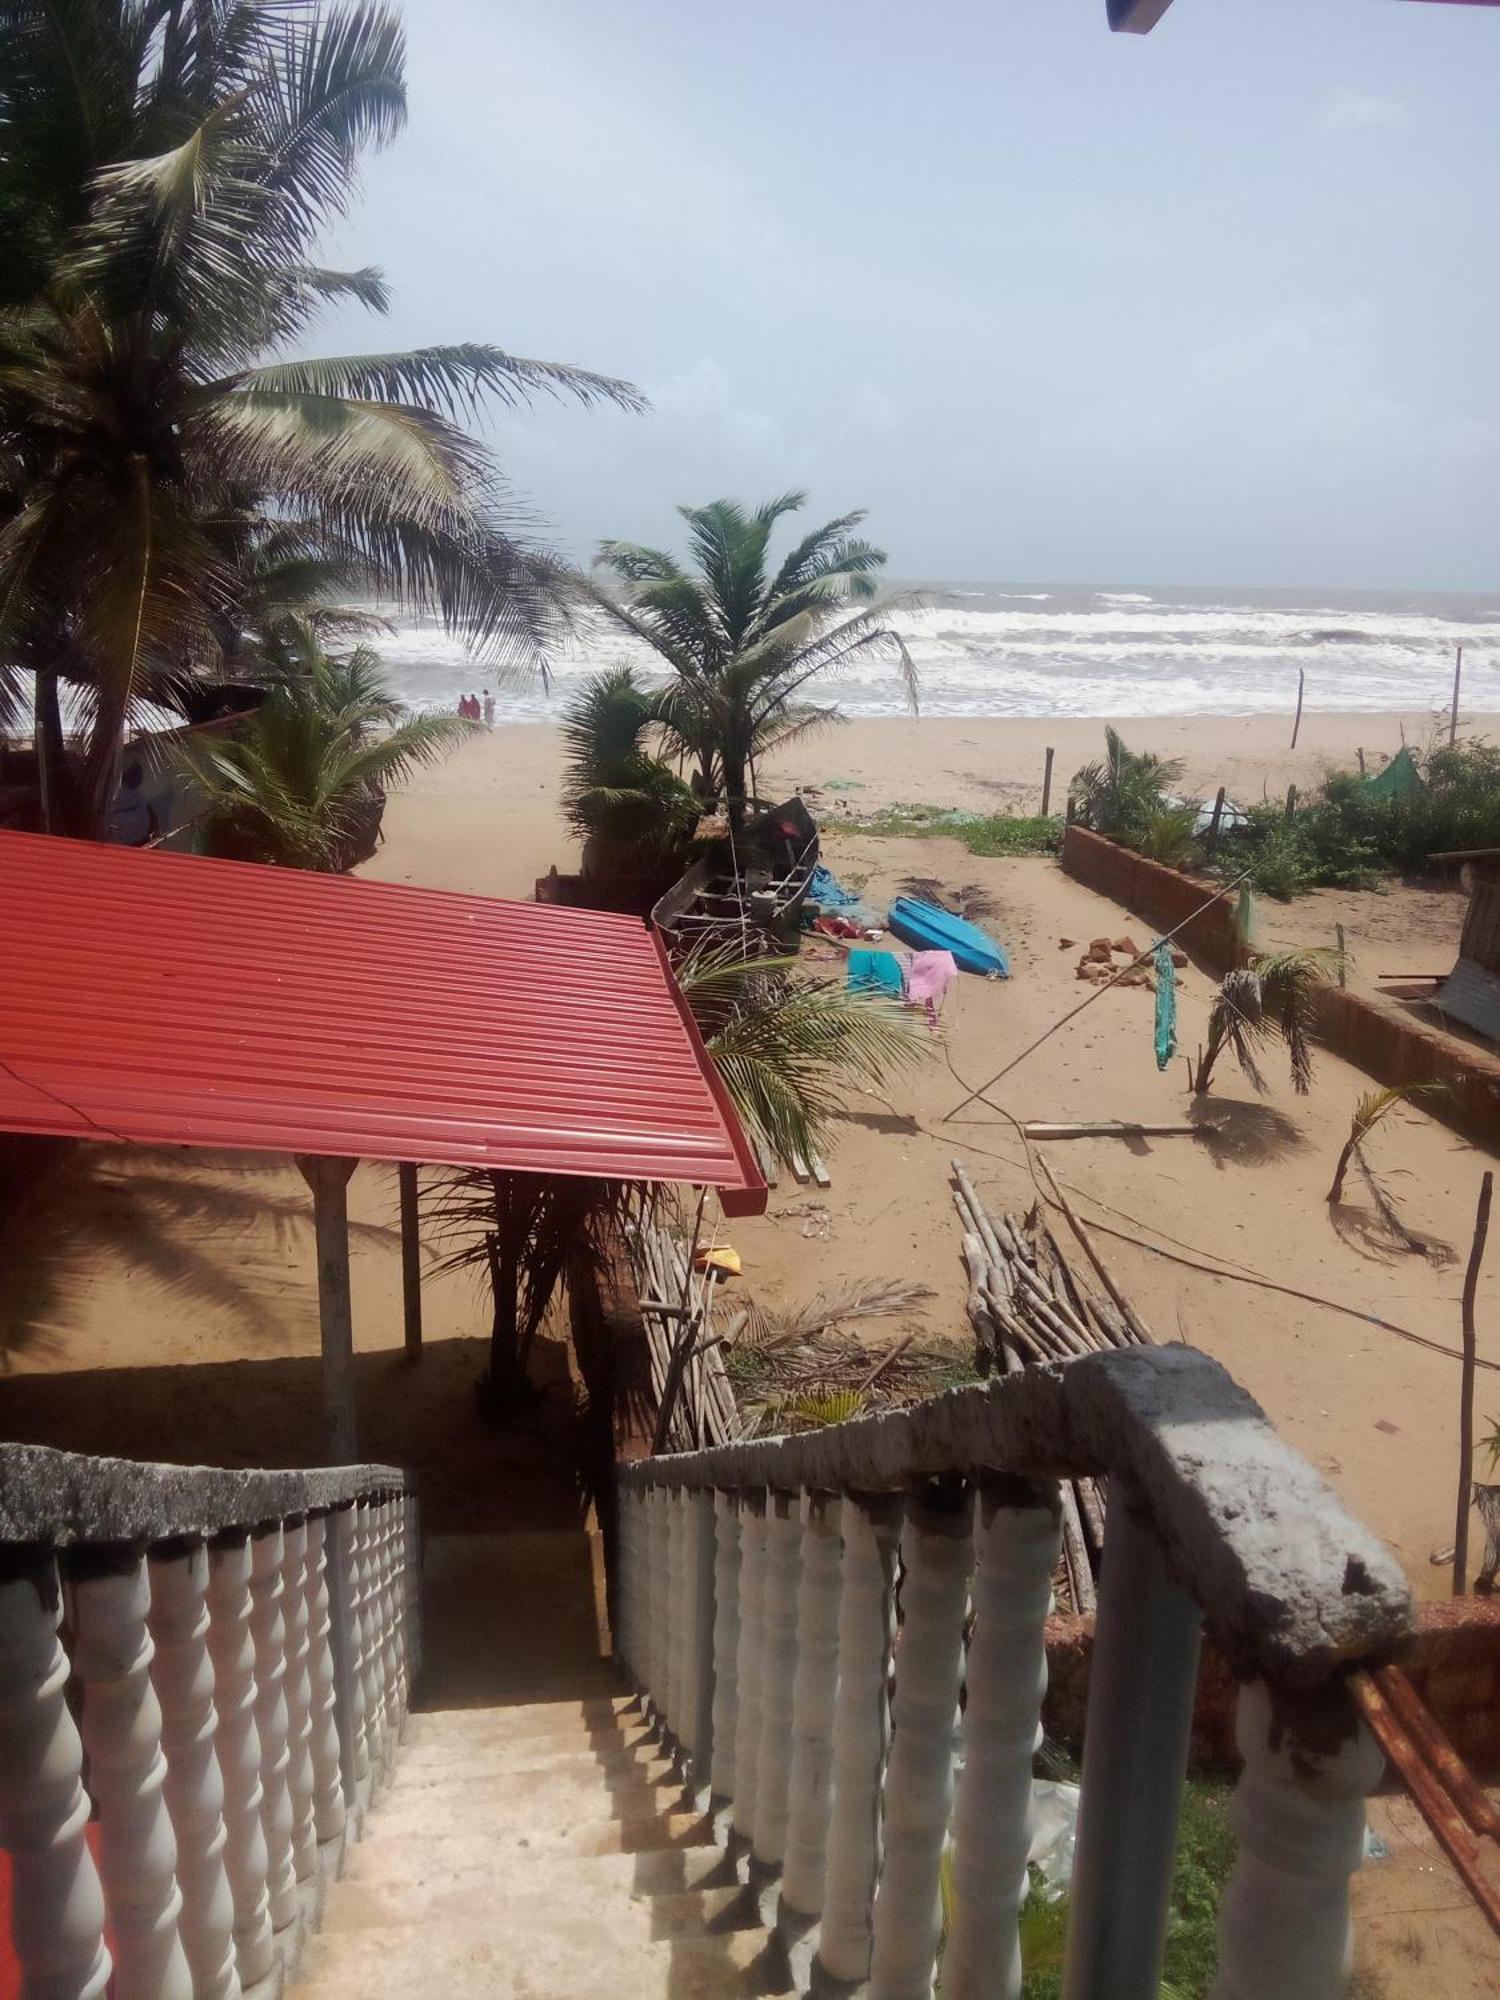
[{"x1": 887, "y1": 897, "x2": 1010, "y2": 977}]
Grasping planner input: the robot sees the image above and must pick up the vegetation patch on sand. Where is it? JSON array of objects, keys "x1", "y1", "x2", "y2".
[{"x1": 835, "y1": 802, "x2": 1063, "y2": 856}]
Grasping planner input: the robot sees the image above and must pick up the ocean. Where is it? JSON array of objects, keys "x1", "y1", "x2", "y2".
[{"x1": 376, "y1": 582, "x2": 1500, "y2": 726}]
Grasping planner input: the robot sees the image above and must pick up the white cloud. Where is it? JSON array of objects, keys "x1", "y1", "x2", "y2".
[
  {"x1": 650, "y1": 360, "x2": 787, "y2": 463},
  {"x1": 1317, "y1": 90, "x2": 1412, "y2": 136},
  {"x1": 849, "y1": 385, "x2": 901, "y2": 436}
]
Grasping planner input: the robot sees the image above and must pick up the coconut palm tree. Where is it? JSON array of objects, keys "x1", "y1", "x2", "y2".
[
  {"x1": 1191, "y1": 947, "x2": 1339, "y2": 1097},
  {"x1": 1071, "y1": 727, "x2": 1184, "y2": 845},
  {"x1": 180, "y1": 625, "x2": 471, "y2": 868},
  {"x1": 593, "y1": 494, "x2": 912, "y2": 829},
  {"x1": 677, "y1": 939, "x2": 931, "y2": 1171},
  {"x1": 558, "y1": 665, "x2": 700, "y2": 898},
  {"x1": 0, "y1": 0, "x2": 642, "y2": 834}
]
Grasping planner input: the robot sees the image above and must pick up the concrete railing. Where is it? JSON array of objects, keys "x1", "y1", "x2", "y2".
[
  {"x1": 0, "y1": 1445, "x2": 419, "y2": 1998},
  {"x1": 616, "y1": 1345, "x2": 1414, "y2": 2000}
]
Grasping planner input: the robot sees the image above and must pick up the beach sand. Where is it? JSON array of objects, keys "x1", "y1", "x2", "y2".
[{"x1": 4, "y1": 709, "x2": 1498, "y2": 1600}]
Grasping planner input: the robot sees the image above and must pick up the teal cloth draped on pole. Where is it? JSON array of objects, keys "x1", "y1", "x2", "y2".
[{"x1": 1153, "y1": 940, "x2": 1177, "y2": 1071}]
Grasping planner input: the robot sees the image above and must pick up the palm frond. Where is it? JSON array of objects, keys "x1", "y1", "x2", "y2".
[
  {"x1": 229, "y1": 342, "x2": 646, "y2": 418},
  {"x1": 677, "y1": 940, "x2": 931, "y2": 1172}
]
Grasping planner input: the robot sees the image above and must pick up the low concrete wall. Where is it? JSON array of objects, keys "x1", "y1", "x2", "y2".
[
  {"x1": 1061, "y1": 824, "x2": 1500, "y2": 1151},
  {"x1": 1044, "y1": 1596, "x2": 1500, "y2": 1775},
  {"x1": 1060, "y1": 824, "x2": 1247, "y2": 976}
]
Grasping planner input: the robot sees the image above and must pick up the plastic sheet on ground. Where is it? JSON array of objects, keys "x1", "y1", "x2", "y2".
[{"x1": 1028, "y1": 1778, "x2": 1082, "y2": 1901}]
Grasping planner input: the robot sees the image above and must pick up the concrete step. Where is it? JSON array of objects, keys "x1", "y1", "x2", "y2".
[
  {"x1": 355, "y1": 1800, "x2": 717, "y2": 1857},
  {"x1": 403, "y1": 1693, "x2": 638, "y2": 1742},
  {"x1": 369, "y1": 1763, "x2": 688, "y2": 1834},
  {"x1": 387, "y1": 1745, "x2": 677, "y2": 1792},
  {"x1": 395, "y1": 1725, "x2": 663, "y2": 1775},
  {"x1": 293, "y1": 1921, "x2": 793, "y2": 1998},
  {"x1": 399, "y1": 1708, "x2": 654, "y2": 1751},
  {"x1": 321, "y1": 1871, "x2": 760, "y2": 1941},
  {"x1": 340, "y1": 1829, "x2": 741, "y2": 1899}
]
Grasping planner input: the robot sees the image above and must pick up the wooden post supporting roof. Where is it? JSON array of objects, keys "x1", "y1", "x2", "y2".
[
  {"x1": 296, "y1": 1155, "x2": 359, "y2": 1464},
  {"x1": 398, "y1": 1162, "x2": 422, "y2": 1360}
]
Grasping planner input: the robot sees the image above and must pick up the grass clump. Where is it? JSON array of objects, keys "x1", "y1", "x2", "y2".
[
  {"x1": 838, "y1": 803, "x2": 1061, "y2": 857},
  {"x1": 1016, "y1": 1777, "x2": 1235, "y2": 2000}
]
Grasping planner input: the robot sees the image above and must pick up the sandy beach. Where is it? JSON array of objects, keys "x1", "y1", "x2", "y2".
[{"x1": 5, "y1": 708, "x2": 1499, "y2": 1598}]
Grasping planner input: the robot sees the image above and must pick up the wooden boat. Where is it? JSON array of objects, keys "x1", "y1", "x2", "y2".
[
  {"x1": 653, "y1": 797, "x2": 820, "y2": 952},
  {"x1": 887, "y1": 896, "x2": 1010, "y2": 977}
]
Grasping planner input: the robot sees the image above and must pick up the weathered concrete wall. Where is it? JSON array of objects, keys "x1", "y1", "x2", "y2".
[
  {"x1": 1061, "y1": 824, "x2": 1500, "y2": 1152},
  {"x1": 1045, "y1": 1596, "x2": 1500, "y2": 1775}
]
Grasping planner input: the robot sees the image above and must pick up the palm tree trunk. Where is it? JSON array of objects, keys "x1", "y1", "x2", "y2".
[
  {"x1": 72, "y1": 689, "x2": 130, "y2": 841},
  {"x1": 33, "y1": 669, "x2": 64, "y2": 834},
  {"x1": 1327, "y1": 1136, "x2": 1357, "y2": 1205}
]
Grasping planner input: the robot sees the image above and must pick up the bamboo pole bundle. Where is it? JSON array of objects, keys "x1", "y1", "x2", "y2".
[{"x1": 950, "y1": 1159, "x2": 1163, "y2": 1612}]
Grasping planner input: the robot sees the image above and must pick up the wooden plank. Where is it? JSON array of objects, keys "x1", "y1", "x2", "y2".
[{"x1": 807, "y1": 1150, "x2": 832, "y2": 1189}]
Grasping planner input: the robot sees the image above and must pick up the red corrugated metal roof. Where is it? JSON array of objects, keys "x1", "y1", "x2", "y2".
[{"x1": 0, "y1": 832, "x2": 766, "y2": 1215}]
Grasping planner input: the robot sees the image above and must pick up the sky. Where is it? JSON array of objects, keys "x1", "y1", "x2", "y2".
[{"x1": 323, "y1": 0, "x2": 1500, "y2": 593}]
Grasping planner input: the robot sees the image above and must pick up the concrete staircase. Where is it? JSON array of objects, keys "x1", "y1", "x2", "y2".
[
  {"x1": 292, "y1": 1677, "x2": 792, "y2": 1998},
  {"x1": 292, "y1": 1532, "x2": 794, "y2": 1999}
]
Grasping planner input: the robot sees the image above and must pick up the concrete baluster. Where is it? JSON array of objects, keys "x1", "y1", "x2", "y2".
[
  {"x1": 389, "y1": 1495, "x2": 409, "y2": 1726},
  {"x1": 0, "y1": 1552, "x2": 111, "y2": 2000},
  {"x1": 302, "y1": 1516, "x2": 346, "y2": 1846},
  {"x1": 780, "y1": 1491, "x2": 845, "y2": 1920},
  {"x1": 666, "y1": 1488, "x2": 687, "y2": 1745},
  {"x1": 944, "y1": 1482, "x2": 1062, "y2": 2000},
  {"x1": 730, "y1": 1490, "x2": 768, "y2": 1845},
  {"x1": 147, "y1": 1541, "x2": 240, "y2": 2000},
  {"x1": 816, "y1": 1492, "x2": 902, "y2": 1988},
  {"x1": 246, "y1": 1526, "x2": 297, "y2": 1933},
  {"x1": 752, "y1": 1489, "x2": 804, "y2": 1870},
  {"x1": 278, "y1": 1523, "x2": 318, "y2": 1884},
  {"x1": 1060, "y1": 1486, "x2": 1202, "y2": 2000},
  {"x1": 355, "y1": 1502, "x2": 387, "y2": 1777},
  {"x1": 403, "y1": 1494, "x2": 423, "y2": 1685},
  {"x1": 868, "y1": 1481, "x2": 974, "y2": 2000},
  {"x1": 671, "y1": 1488, "x2": 698, "y2": 1760},
  {"x1": 326, "y1": 1505, "x2": 367, "y2": 1801},
  {"x1": 377, "y1": 1502, "x2": 402, "y2": 1746},
  {"x1": 67, "y1": 1549, "x2": 193, "y2": 2000},
  {"x1": 1211, "y1": 1681, "x2": 1386, "y2": 2000},
  {"x1": 690, "y1": 1490, "x2": 718, "y2": 1790},
  {"x1": 616, "y1": 1487, "x2": 641, "y2": 1682},
  {"x1": 709, "y1": 1491, "x2": 741, "y2": 1805},
  {"x1": 647, "y1": 1487, "x2": 670, "y2": 1728},
  {"x1": 204, "y1": 1536, "x2": 274, "y2": 1988}
]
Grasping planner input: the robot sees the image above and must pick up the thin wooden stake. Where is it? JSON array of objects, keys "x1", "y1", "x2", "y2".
[
  {"x1": 1336, "y1": 923, "x2": 1346, "y2": 989},
  {"x1": 1285, "y1": 783, "x2": 1298, "y2": 819},
  {"x1": 1451, "y1": 644, "x2": 1464, "y2": 748},
  {"x1": 1357, "y1": 747, "x2": 1367, "y2": 776},
  {"x1": 1454, "y1": 1171, "x2": 1492, "y2": 1596},
  {"x1": 1041, "y1": 746, "x2": 1055, "y2": 818},
  {"x1": 1291, "y1": 667, "x2": 1305, "y2": 750},
  {"x1": 1206, "y1": 785, "x2": 1226, "y2": 856}
]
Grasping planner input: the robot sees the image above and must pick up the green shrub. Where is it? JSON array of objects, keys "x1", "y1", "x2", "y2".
[{"x1": 1071, "y1": 727, "x2": 1184, "y2": 846}]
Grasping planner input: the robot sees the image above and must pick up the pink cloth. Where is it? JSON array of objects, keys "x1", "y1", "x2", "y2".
[{"x1": 906, "y1": 949, "x2": 958, "y2": 1007}]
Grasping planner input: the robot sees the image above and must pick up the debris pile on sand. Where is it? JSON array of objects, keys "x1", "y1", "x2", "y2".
[{"x1": 1070, "y1": 934, "x2": 1187, "y2": 985}]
